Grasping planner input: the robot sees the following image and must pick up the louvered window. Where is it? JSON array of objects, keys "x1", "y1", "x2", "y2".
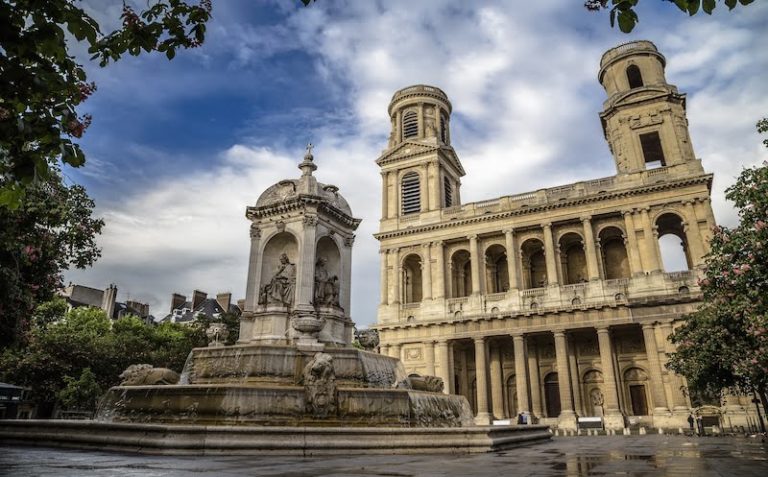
[
  {"x1": 444, "y1": 176, "x2": 453, "y2": 208},
  {"x1": 403, "y1": 111, "x2": 418, "y2": 139},
  {"x1": 401, "y1": 172, "x2": 421, "y2": 215}
]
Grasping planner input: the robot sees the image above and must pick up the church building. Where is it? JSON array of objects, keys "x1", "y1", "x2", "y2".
[{"x1": 372, "y1": 41, "x2": 751, "y2": 430}]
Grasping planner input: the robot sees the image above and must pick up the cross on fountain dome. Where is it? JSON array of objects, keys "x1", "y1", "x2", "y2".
[{"x1": 299, "y1": 141, "x2": 317, "y2": 176}]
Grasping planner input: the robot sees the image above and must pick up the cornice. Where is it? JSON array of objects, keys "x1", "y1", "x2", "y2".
[
  {"x1": 247, "y1": 195, "x2": 361, "y2": 230},
  {"x1": 374, "y1": 173, "x2": 712, "y2": 240}
]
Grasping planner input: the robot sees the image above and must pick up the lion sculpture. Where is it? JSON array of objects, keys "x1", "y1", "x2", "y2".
[
  {"x1": 119, "y1": 364, "x2": 180, "y2": 386},
  {"x1": 301, "y1": 352, "x2": 337, "y2": 417}
]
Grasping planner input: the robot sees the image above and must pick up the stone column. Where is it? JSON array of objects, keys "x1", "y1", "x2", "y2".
[
  {"x1": 244, "y1": 224, "x2": 262, "y2": 311},
  {"x1": 622, "y1": 210, "x2": 643, "y2": 275},
  {"x1": 295, "y1": 216, "x2": 318, "y2": 309},
  {"x1": 421, "y1": 163, "x2": 430, "y2": 212},
  {"x1": 528, "y1": 341, "x2": 543, "y2": 418},
  {"x1": 436, "y1": 339, "x2": 451, "y2": 394},
  {"x1": 640, "y1": 208, "x2": 661, "y2": 272},
  {"x1": 553, "y1": 331, "x2": 577, "y2": 429},
  {"x1": 543, "y1": 223, "x2": 558, "y2": 285},
  {"x1": 417, "y1": 102, "x2": 425, "y2": 138},
  {"x1": 596, "y1": 326, "x2": 624, "y2": 430},
  {"x1": 424, "y1": 340, "x2": 436, "y2": 376},
  {"x1": 581, "y1": 217, "x2": 600, "y2": 281},
  {"x1": 379, "y1": 249, "x2": 389, "y2": 305},
  {"x1": 489, "y1": 344, "x2": 505, "y2": 419},
  {"x1": 434, "y1": 241, "x2": 446, "y2": 299},
  {"x1": 381, "y1": 171, "x2": 389, "y2": 219},
  {"x1": 642, "y1": 323, "x2": 671, "y2": 413},
  {"x1": 683, "y1": 201, "x2": 705, "y2": 267},
  {"x1": 422, "y1": 243, "x2": 432, "y2": 300},
  {"x1": 513, "y1": 333, "x2": 531, "y2": 417},
  {"x1": 469, "y1": 234, "x2": 481, "y2": 295},
  {"x1": 474, "y1": 337, "x2": 492, "y2": 424},
  {"x1": 504, "y1": 229, "x2": 519, "y2": 290},
  {"x1": 567, "y1": 335, "x2": 583, "y2": 414},
  {"x1": 658, "y1": 321, "x2": 689, "y2": 411}
]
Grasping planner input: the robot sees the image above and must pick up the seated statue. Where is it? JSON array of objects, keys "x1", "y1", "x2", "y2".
[
  {"x1": 119, "y1": 364, "x2": 180, "y2": 386},
  {"x1": 259, "y1": 253, "x2": 296, "y2": 307}
]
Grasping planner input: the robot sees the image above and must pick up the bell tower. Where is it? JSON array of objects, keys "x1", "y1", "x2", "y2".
[
  {"x1": 599, "y1": 41, "x2": 701, "y2": 176},
  {"x1": 377, "y1": 85, "x2": 465, "y2": 229}
]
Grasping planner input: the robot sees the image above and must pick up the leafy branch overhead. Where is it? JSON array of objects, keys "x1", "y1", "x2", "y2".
[
  {"x1": 585, "y1": 0, "x2": 755, "y2": 33},
  {"x1": 0, "y1": 0, "x2": 213, "y2": 208}
]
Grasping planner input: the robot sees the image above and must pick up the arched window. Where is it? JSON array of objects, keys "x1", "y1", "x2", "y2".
[
  {"x1": 559, "y1": 232, "x2": 586, "y2": 285},
  {"x1": 599, "y1": 226, "x2": 630, "y2": 279},
  {"x1": 485, "y1": 244, "x2": 509, "y2": 293},
  {"x1": 403, "y1": 110, "x2": 418, "y2": 139},
  {"x1": 626, "y1": 64, "x2": 644, "y2": 89},
  {"x1": 656, "y1": 213, "x2": 691, "y2": 271},
  {"x1": 443, "y1": 176, "x2": 453, "y2": 208},
  {"x1": 402, "y1": 254, "x2": 423, "y2": 303},
  {"x1": 440, "y1": 111, "x2": 449, "y2": 143},
  {"x1": 521, "y1": 239, "x2": 546, "y2": 289},
  {"x1": 450, "y1": 250, "x2": 472, "y2": 297},
  {"x1": 401, "y1": 172, "x2": 421, "y2": 215}
]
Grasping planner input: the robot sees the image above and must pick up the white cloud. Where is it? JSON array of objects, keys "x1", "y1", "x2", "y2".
[{"x1": 68, "y1": 0, "x2": 768, "y2": 327}]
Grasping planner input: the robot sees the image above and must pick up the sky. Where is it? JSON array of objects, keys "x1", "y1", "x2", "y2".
[{"x1": 64, "y1": 0, "x2": 768, "y2": 326}]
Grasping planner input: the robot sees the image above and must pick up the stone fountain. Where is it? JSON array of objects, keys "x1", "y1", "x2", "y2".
[{"x1": 0, "y1": 146, "x2": 550, "y2": 454}]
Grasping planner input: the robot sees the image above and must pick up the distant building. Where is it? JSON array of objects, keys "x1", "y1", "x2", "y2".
[
  {"x1": 0, "y1": 382, "x2": 36, "y2": 419},
  {"x1": 159, "y1": 290, "x2": 242, "y2": 325},
  {"x1": 58, "y1": 283, "x2": 153, "y2": 323}
]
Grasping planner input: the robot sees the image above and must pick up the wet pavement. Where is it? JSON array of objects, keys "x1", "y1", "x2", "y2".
[{"x1": 1, "y1": 435, "x2": 767, "y2": 476}]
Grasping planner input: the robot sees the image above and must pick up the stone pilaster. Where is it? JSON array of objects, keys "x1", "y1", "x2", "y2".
[
  {"x1": 379, "y1": 249, "x2": 388, "y2": 305},
  {"x1": 512, "y1": 333, "x2": 530, "y2": 417},
  {"x1": 543, "y1": 223, "x2": 559, "y2": 286},
  {"x1": 434, "y1": 241, "x2": 445, "y2": 299},
  {"x1": 528, "y1": 343, "x2": 543, "y2": 418},
  {"x1": 390, "y1": 343, "x2": 402, "y2": 361},
  {"x1": 424, "y1": 340, "x2": 436, "y2": 376},
  {"x1": 244, "y1": 224, "x2": 262, "y2": 311},
  {"x1": 567, "y1": 335, "x2": 583, "y2": 414},
  {"x1": 553, "y1": 330, "x2": 577, "y2": 429},
  {"x1": 474, "y1": 337, "x2": 492, "y2": 425},
  {"x1": 581, "y1": 217, "x2": 600, "y2": 281},
  {"x1": 381, "y1": 171, "x2": 389, "y2": 219},
  {"x1": 640, "y1": 208, "x2": 661, "y2": 272},
  {"x1": 658, "y1": 321, "x2": 689, "y2": 411},
  {"x1": 596, "y1": 326, "x2": 625, "y2": 430},
  {"x1": 422, "y1": 243, "x2": 432, "y2": 300}
]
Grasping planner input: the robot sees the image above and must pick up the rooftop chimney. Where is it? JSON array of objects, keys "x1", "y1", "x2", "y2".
[
  {"x1": 171, "y1": 293, "x2": 186, "y2": 312},
  {"x1": 192, "y1": 290, "x2": 207, "y2": 310},
  {"x1": 101, "y1": 284, "x2": 117, "y2": 319},
  {"x1": 216, "y1": 292, "x2": 232, "y2": 312},
  {"x1": 236, "y1": 298, "x2": 246, "y2": 312}
]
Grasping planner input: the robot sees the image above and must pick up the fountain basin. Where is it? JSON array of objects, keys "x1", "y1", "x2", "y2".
[
  {"x1": 96, "y1": 385, "x2": 474, "y2": 427},
  {"x1": 0, "y1": 420, "x2": 552, "y2": 455}
]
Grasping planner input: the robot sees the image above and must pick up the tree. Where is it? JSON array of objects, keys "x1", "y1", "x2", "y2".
[
  {"x1": 667, "y1": 119, "x2": 768, "y2": 410},
  {"x1": 0, "y1": 0, "x2": 213, "y2": 208},
  {"x1": 585, "y1": 0, "x2": 755, "y2": 33},
  {"x1": 0, "y1": 304, "x2": 205, "y2": 415},
  {"x1": 192, "y1": 311, "x2": 241, "y2": 346},
  {"x1": 0, "y1": 172, "x2": 103, "y2": 349}
]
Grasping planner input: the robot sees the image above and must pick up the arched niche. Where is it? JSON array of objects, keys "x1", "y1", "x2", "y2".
[
  {"x1": 623, "y1": 367, "x2": 649, "y2": 416},
  {"x1": 656, "y1": 212, "x2": 690, "y2": 271},
  {"x1": 259, "y1": 231, "x2": 299, "y2": 307},
  {"x1": 559, "y1": 232, "x2": 586, "y2": 285},
  {"x1": 485, "y1": 244, "x2": 509, "y2": 293},
  {"x1": 402, "y1": 253, "x2": 423, "y2": 303},
  {"x1": 314, "y1": 235, "x2": 341, "y2": 307},
  {"x1": 520, "y1": 238, "x2": 546, "y2": 289},
  {"x1": 543, "y1": 372, "x2": 561, "y2": 418},
  {"x1": 450, "y1": 249, "x2": 471, "y2": 297},
  {"x1": 582, "y1": 369, "x2": 605, "y2": 417},
  {"x1": 599, "y1": 226, "x2": 630, "y2": 279}
]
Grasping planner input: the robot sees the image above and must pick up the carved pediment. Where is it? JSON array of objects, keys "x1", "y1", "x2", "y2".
[{"x1": 375, "y1": 141, "x2": 439, "y2": 165}]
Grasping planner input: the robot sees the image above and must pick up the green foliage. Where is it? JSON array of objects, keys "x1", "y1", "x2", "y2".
[
  {"x1": 667, "y1": 120, "x2": 768, "y2": 398},
  {"x1": 0, "y1": 0, "x2": 213, "y2": 208},
  {"x1": 584, "y1": 0, "x2": 755, "y2": 33},
  {"x1": 30, "y1": 295, "x2": 68, "y2": 330},
  {"x1": 193, "y1": 311, "x2": 241, "y2": 346},
  {"x1": 56, "y1": 367, "x2": 101, "y2": 411},
  {"x1": 0, "y1": 173, "x2": 103, "y2": 348},
  {"x1": 0, "y1": 304, "x2": 206, "y2": 407}
]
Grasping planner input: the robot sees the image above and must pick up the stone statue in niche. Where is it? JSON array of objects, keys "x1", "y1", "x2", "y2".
[
  {"x1": 259, "y1": 253, "x2": 296, "y2": 307},
  {"x1": 302, "y1": 352, "x2": 337, "y2": 417},
  {"x1": 313, "y1": 257, "x2": 340, "y2": 306}
]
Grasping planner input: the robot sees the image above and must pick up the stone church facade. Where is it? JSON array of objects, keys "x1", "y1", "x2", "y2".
[{"x1": 373, "y1": 41, "x2": 753, "y2": 430}]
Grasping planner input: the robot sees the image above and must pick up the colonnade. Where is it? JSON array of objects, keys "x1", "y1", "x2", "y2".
[
  {"x1": 380, "y1": 206, "x2": 709, "y2": 305},
  {"x1": 382, "y1": 321, "x2": 689, "y2": 428}
]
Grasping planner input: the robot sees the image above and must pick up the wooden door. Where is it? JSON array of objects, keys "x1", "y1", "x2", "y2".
[{"x1": 629, "y1": 384, "x2": 648, "y2": 416}]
